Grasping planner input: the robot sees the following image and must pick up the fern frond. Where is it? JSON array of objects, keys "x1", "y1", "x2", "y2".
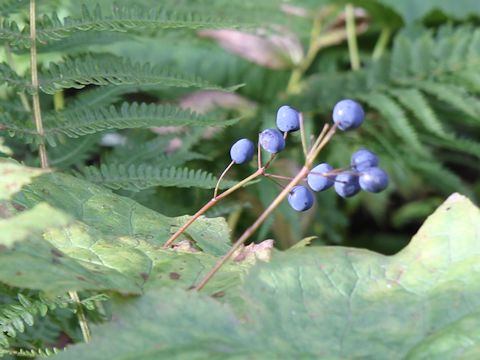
[
  {"x1": 413, "y1": 81, "x2": 480, "y2": 118},
  {"x1": 408, "y1": 157, "x2": 470, "y2": 195},
  {"x1": 6, "y1": 3, "x2": 252, "y2": 48},
  {"x1": 48, "y1": 135, "x2": 101, "y2": 169},
  {"x1": 422, "y1": 135, "x2": 480, "y2": 160},
  {"x1": 0, "y1": 346, "x2": 60, "y2": 358},
  {"x1": 0, "y1": 63, "x2": 30, "y2": 93},
  {"x1": 39, "y1": 55, "x2": 239, "y2": 94},
  {"x1": 389, "y1": 88, "x2": 447, "y2": 137},
  {"x1": 359, "y1": 92, "x2": 426, "y2": 154},
  {"x1": 1, "y1": 102, "x2": 237, "y2": 145},
  {"x1": 103, "y1": 127, "x2": 207, "y2": 166},
  {"x1": 0, "y1": 0, "x2": 28, "y2": 17},
  {"x1": 301, "y1": 25, "x2": 480, "y2": 178},
  {"x1": 43, "y1": 4, "x2": 249, "y2": 36},
  {"x1": 0, "y1": 292, "x2": 70, "y2": 347},
  {"x1": 0, "y1": 18, "x2": 25, "y2": 47},
  {"x1": 77, "y1": 164, "x2": 238, "y2": 191}
]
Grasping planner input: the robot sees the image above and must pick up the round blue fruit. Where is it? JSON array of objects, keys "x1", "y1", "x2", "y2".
[
  {"x1": 230, "y1": 138, "x2": 255, "y2": 164},
  {"x1": 359, "y1": 167, "x2": 389, "y2": 193},
  {"x1": 334, "y1": 172, "x2": 361, "y2": 198},
  {"x1": 288, "y1": 185, "x2": 314, "y2": 212},
  {"x1": 332, "y1": 99, "x2": 365, "y2": 131},
  {"x1": 259, "y1": 128, "x2": 285, "y2": 154},
  {"x1": 351, "y1": 148, "x2": 379, "y2": 172},
  {"x1": 276, "y1": 105, "x2": 300, "y2": 133},
  {"x1": 307, "y1": 163, "x2": 334, "y2": 192}
]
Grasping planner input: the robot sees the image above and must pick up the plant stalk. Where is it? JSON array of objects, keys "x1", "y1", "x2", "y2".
[
  {"x1": 29, "y1": 0, "x2": 48, "y2": 168},
  {"x1": 30, "y1": 0, "x2": 89, "y2": 343},
  {"x1": 345, "y1": 4, "x2": 360, "y2": 71},
  {"x1": 68, "y1": 291, "x2": 91, "y2": 342},
  {"x1": 372, "y1": 27, "x2": 391, "y2": 60}
]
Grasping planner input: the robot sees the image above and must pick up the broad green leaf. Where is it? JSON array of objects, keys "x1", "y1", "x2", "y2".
[
  {"x1": 52, "y1": 288, "x2": 248, "y2": 360},
  {"x1": 406, "y1": 312, "x2": 480, "y2": 359},
  {"x1": 0, "y1": 203, "x2": 70, "y2": 247},
  {"x1": 18, "y1": 172, "x2": 231, "y2": 256},
  {"x1": 0, "y1": 170, "x2": 241, "y2": 294},
  {"x1": 0, "y1": 160, "x2": 46, "y2": 200},
  {"x1": 52, "y1": 193, "x2": 480, "y2": 358}
]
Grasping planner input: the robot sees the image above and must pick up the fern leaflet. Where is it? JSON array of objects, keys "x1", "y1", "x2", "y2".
[
  {"x1": 39, "y1": 54, "x2": 241, "y2": 94},
  {"x1": 78, "y1": 164, "x2": 238, "y2": 191}
]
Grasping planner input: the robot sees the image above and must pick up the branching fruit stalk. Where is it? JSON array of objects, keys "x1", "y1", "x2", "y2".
[
  {"x1": 162, "y1": 168, "x2": 264, "y2": 249},
  {"x1": 193, "y1": 124, "x2": 338, "y2": 291}
]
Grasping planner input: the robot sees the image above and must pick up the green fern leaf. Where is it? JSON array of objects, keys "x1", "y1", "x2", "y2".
[
  {"x1": 422, "y1": 135, "x2": 480, "y2": 160},
  {"x1": 0, "y1": 18, "x2": 25, "y2": 47},
  {"x1": 43, "y1": 3, "x2": 249, "y2": 35},
  {"x1": 78, "y1": 164, "x2": 237, "y2": 191},
  {"x1": 414, "y1": 81, "x2": 480, "y2": 118},
  {"x1": 0, "y1": 0, "x2": 28, "y2": 17},
  {"x1": 390, "y1": 35, "x2": 411, "y2": 79},
  {"x1": 1, "y1": 102, "x2": 237, "y2": 145},
  {"x1": 0, "y1": 63, "x2": 30, "y2": 93},
  {"x1": 359, "y1": 92, "x2": 426, "y2": 154},
  {"x1": 389, "y1": 88, "x2": 447, "y2": 137},
  {"x1": 408, "y1": 157, "x2": 470, "y2": 195},
  {"x1": 48, "y1": 135, "x2": 101, "y2": 169},
  {"x1": 39, "y1": 54, "x2": 240, "y2": 94}
]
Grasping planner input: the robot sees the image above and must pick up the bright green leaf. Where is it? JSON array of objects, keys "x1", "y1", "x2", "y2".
[{"x1": 51, "y1": 193, "x2": 480, "y2": 358}]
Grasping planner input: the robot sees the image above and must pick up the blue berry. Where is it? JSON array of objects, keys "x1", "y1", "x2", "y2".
[
  {"x1": 332, "y1": 99, "x2": 365, "y2": 131},
  {"x1": 276, "y1": 105, "x2": 300, "y2": 133},
  {"x1": 230, "y1": 138, "x2": 255, "y2": 164},
  {"x1": 359, "y1": 167, "x2": 389, "y2": 193},
  {"x1": 307, "y1": 163, "x2": 334, "y2": 192},
  {"x1": 288, "y1": 185, "x2": 314, "y2": 212},
  {"x1": 351, "y1": 148, "x2": 379, "y2": 172},
  {"x1": 259, "y1": 128, "x2": 285, "y2": 154},
  {"x1": 334, "y1": 172, "x2": 360, "y2": 198}
]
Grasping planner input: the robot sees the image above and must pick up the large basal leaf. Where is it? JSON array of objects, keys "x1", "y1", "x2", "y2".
[
  {"x1": 52, "y1": 193, "x2": 480, "y2": 358},
  {"x1": 0, "y1": 169, "x2": 240, "y2": 294}
]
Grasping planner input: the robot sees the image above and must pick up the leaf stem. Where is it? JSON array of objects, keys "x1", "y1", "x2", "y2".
[
  {"x1": 29, "y1": 0, "x2": 48, "y2": 168},
  {"x1": 372, "y1": 27, "x2": 391, "y2": 61},
  {"x1": 345, "y1": 4, "x2": 360, "y2": 71},
  {"x1": 213, "y1": 161, "x2": 234, "y2": 198},
  {"x1": 53, "y1": 91, "x2": 65, "y2": 111},
  {"x1": 68, "y1": 291, "x2": 91, "y2": 343},
  {"x1": 299, "y1": 112, "x2": 308, "y2": 158},
  {"x1": 286, "y1": 12, "x2": 323, "y2": 94},
  {"x1": 30, "y1": 0, "x2": 89, "y2": 343}
]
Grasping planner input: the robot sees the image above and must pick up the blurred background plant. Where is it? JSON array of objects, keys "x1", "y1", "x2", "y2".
[{"x1": 1, "y1": 0, "x2": 479, "y2": 258}]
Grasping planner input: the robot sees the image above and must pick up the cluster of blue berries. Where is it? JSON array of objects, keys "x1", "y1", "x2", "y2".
[
  {"x1": 308, "y1": 148, "x2": 389, "y2": 200},
  {"x1": 228, "y1": 99, "x2": 388, "y2": 213}
]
